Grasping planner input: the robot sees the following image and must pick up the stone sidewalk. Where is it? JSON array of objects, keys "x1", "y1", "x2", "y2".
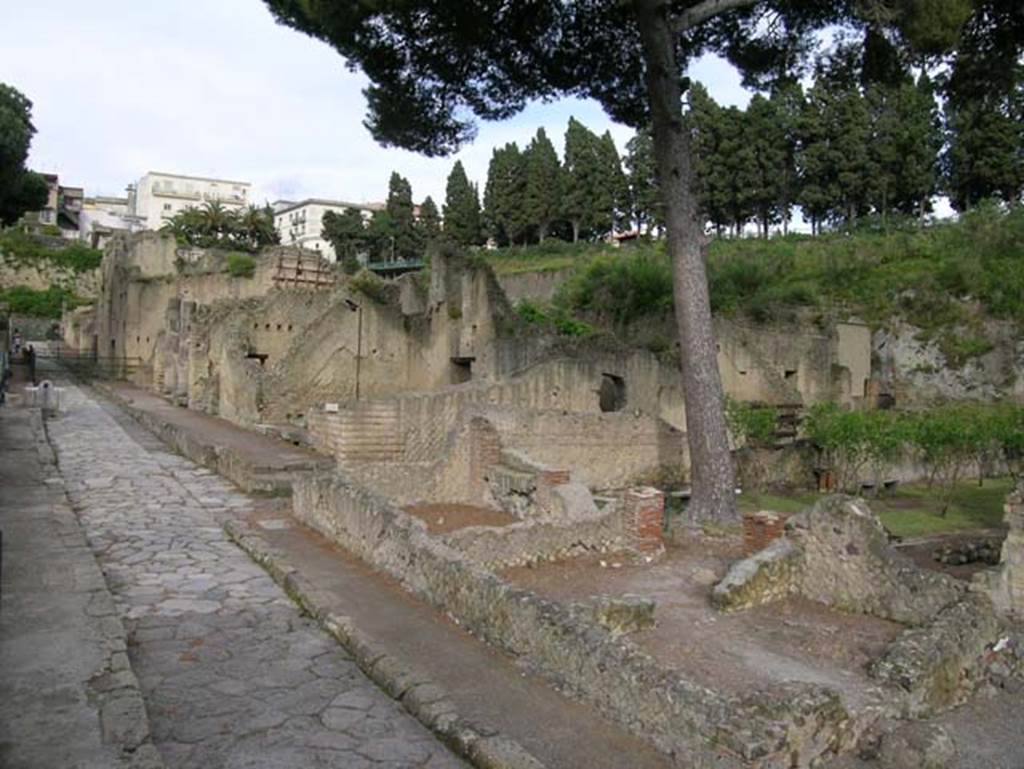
[
  {"x1": 0, "y1": 404, "x2": 161, "y2": 769},
  {"x1": 43, "y1": 383, "x2": 466, "y2": 769}
]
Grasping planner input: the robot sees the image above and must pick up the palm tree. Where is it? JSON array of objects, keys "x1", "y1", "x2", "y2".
[
  {"x1": 238, "y1": 205, "x2": 279, "y2": 249},
  {"x1": 200, "y1": 200, "x2": 230, "y2": 241}
]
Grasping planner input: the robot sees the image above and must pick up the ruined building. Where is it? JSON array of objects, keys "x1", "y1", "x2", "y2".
[{"x1": 63, "y1": 232, "x2": 873, "y2": 491}]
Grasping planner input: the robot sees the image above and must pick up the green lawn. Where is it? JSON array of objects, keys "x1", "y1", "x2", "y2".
[{"x1": 737, "y1": 477, "x2": 1014, "y2": 538}]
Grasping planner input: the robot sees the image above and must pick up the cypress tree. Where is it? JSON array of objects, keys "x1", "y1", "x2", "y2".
[
  {"x1": 596, "y1": 131, "x2": 630, "y2": 236},
  {"x1": 897, "y1": 75, "x2": 942, "y2": 218},
  {"x1": 418, "y1": 196, "x2": 441, "y2": 242},
  {"x1": 867, "y1": 75, "x2": 941, "y2": 224},
  {"x1": 797, "y1": 83, "x2": 839, "y2": 235},
  {"x1": 625, "y1": 127, "x2": 660, "y2": 235},
  {"x1": 561, "y1": 117, "x2": 601, "y2": 243},
  {"x1": 321, "y1": 208, "x2": 367, "y2": 273},
  {"x1": 523, "y1": 127, "x2": 562, "y2": 242},
  {"x1": 385, "y1": 172, "x2": 422, "y2": 260},
  {"x1": 717, "y1": 106, "x2": 756, "y2": 236},
  {"x1": 832, "y1": 84, "x2": 872, "y2": 226},
  {"x1": 769, "y1": 84, "x2": 805, "y2": 235},
  {"x1": 483, "y1": 143, "x2": 529, "y2": 246},
  {"x1": 443, "y1": 160, "x2": 482, "y2": 246},
  {"x1": 687, "y1": 84, "x2": 732, "y2": 236},
  {"x1": 866, "y1": 84, "x2": 903, "y2": 224},
  {"x1": 745, "y1": 94, "x2": 787, "y2": 237}
]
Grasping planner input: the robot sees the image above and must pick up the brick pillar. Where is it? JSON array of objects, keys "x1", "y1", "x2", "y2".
[
  {"x1": 624, "y1": 487, "x2": 665, "y2": 556},
  {"x1": 534, "y1": 468, "x2": 570, "y2": 514},
  {"x1": 469, "y1": 417, "x2": 502, "y2": 497},
  {"x1": 742, "y1": 511, "x2": 790, "y2": 555}
]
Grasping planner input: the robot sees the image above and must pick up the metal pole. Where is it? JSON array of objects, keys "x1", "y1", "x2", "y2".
[{"x1": 355, "y1": 305, "x2": 362, "y2": 401}]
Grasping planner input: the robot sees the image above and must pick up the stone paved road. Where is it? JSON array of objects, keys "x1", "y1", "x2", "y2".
[{"x1": 47, "y1": 383, "x2": 465, "y2": 769}]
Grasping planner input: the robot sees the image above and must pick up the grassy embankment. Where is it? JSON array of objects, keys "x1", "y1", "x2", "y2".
[
  {"x1": 486, "y1": 205, "x2": 1024, "y2": 366},
  {"x1": 0, "y1": 229, "x2": 101, "y2": 318}
]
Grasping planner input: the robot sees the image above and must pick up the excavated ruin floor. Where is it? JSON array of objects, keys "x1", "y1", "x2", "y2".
[
  {"x1": 502, "y1": 540, "x2": 902, "y2": 708},
  {"x1": 896, "y1": 532, "x2": 1006, "y2": 582},
  {"x1": 403, "y1": 503, "x2": 518, "y2": 534}
]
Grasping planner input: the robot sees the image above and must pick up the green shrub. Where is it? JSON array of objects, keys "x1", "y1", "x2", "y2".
[
  {"x1": 0, "y1": 284, "x2": 90, "y2": 318},
  {"x1": 0, "y1": 229, "x2": 102, "y2": 272},
  {"x1": 724, "y1": 398, "x2": 779, "y2": 447},
  {"x1": 805, "y1": 401, "x2": 1024, "y2": 514},
  {"x1": 515, "y1": 298, "x2": 594, "y2": 337},
  {"x1": 225, "y1": 252, "x2": 256, "y2": 278},
  {"x1": 557, "y1": 250, "x2": 673, "y2": 327},
  {"x1": 349, "y1": 269, "x2": 393, "y2": 304}
]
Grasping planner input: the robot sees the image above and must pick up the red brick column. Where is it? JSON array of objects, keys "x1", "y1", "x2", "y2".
[
  {"x1": 742, "y1": 511, "x2": 790, "y2": 555},
  {"x1": 624, "y1": 487, "x2": 665, "y2": 556},
  {"x1": 469, "y1": 417, "x2": 502, "y2": 497},
  {"x1": 534, "y1": 468, "x2": 571, "y2": 514}
]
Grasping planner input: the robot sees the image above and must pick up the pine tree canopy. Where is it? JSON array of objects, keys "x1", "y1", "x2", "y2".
[{"x1": 262, "y1": 1, "x2": 974, "y2": 157}]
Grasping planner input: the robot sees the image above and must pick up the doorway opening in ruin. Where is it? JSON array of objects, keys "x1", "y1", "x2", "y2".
[
  {"x1": 599, "y1": 373, "x2": 626, "y2": 412},
  {"x1": 451, "y1": 357, "x2": 473, "y2": 384},
  {"x1": 246, "y1": 352, "x2": 269, "y2": 366}
]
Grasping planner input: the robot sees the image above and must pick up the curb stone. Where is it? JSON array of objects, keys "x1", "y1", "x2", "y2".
[{"x1": 222, "y1": 518, "x2": 547, "y2": 769}]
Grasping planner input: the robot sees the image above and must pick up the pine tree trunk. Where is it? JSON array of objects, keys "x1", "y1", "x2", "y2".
[
  {"x1": 539, "y1": 221, "x2": 548, "y2": 243},
  {"x1": 634, "y1": 0, "x2": 737, "y2": 525},
  {"x1": 571, "y1": 220, "x2": 580, "y2": 243}
]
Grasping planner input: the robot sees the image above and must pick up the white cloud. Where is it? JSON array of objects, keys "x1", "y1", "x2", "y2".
[{"x1": 0, "y1": 0, "x2": 751, "y2": 207}]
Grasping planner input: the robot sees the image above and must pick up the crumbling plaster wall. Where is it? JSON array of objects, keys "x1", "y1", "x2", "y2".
[
  {"x1": 717, "y1": 319, "x2": 870, "y2": 409},
  {"x1": 92, "y1": 233, "x2": 290, "y2": 385},
  {"x1": 483, "y1": 406, "x2": 687, "y2": 489},
  {"x1": 165, "y1": 249, "x2": 512, "y2": 427},
  {"x1": 93, "y1": 234, "x2": 874, "y2": 442},
  {"x1": 59, "y1": 304, "x2": 96, "y2": 354},
  {"x1": 308, "y1": 358, "x2": 691, "y2": 490}
]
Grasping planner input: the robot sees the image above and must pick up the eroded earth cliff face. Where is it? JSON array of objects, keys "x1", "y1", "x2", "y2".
[
  {"x1": 0, "y1": 254, "x2": 100, "y2": 298},
  {"x1": 874, "y1": 318, "x2": 1024, "y2": 407}
]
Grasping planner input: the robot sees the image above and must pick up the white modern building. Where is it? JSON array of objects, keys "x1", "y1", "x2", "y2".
[
  {"x1": 273, "y1": 198, "x2": 382, "y2": 262},
  {"x1": 78, "y1": 195, "x2": 145, "y2": 248},
  {"x1": 128, "y1": 171, "x2": 253, "y2": 230}
]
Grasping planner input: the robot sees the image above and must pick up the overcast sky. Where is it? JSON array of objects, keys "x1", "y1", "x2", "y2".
[{"x1": 1, "y1": 1, "x2": 752, "y2": 207}]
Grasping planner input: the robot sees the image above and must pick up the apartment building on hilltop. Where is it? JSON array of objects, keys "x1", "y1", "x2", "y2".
[
  {"x1": 273, "y1": 198, "x2": 383, "y2": 262},
  {"x1": 128, "y1": 171, "x2": 252, "y2": 230}
]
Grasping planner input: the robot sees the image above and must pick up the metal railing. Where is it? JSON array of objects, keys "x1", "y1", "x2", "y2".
[{"x1": 27, "y1": 346, "x2": 151, "y2": 382}]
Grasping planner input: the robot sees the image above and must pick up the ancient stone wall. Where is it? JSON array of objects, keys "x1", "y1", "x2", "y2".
[
  {"x1": 307, "y1": 362, "x2": 692, "y2": 490},
  {"x1": 90, "y1": 233, "x2": 290, "y2": 385},
  {"x1": 440, "y1": 510, "x2": 627, "y2": 570},
  {"x1": 986, "y1": 481, "x2": 1024, "y2": 618},
  {"x1": 483, "y1": 406, "x2": 687, "y2": 489},
  {"x1": 712, "y1": 496, "x2": 1000, "y2": 716},
  {"x1": 714, "y1": 496, "x2": 965, "y2": 623},
  {"x1": 59, "y1": 305, "x2": 96, "y2": 354}
]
